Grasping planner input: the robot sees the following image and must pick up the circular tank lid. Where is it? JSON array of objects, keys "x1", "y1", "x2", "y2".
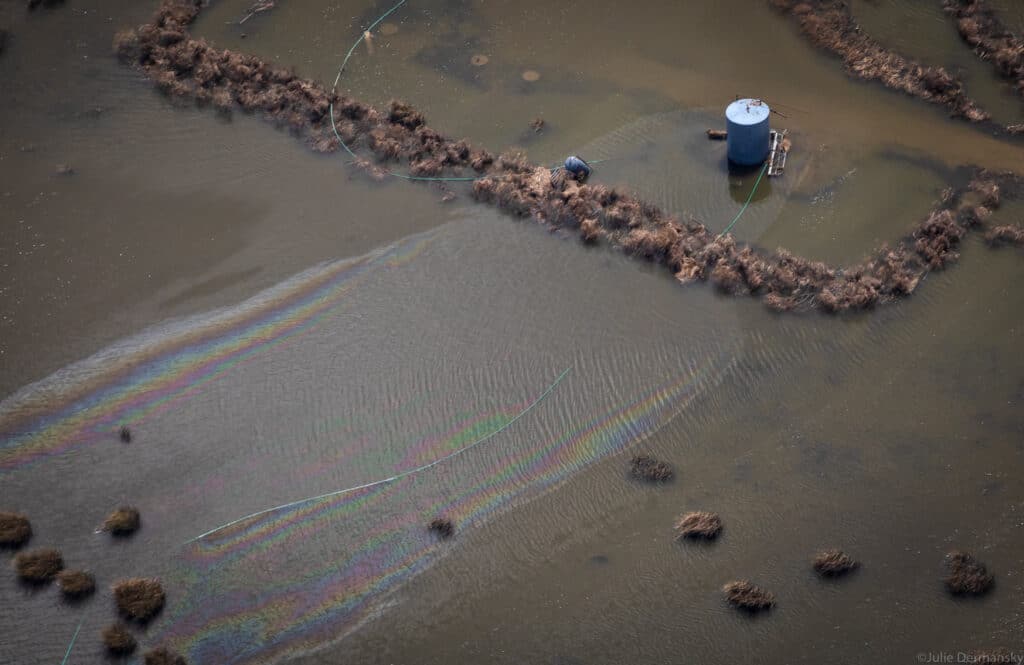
[{"x1": 726, "y1": 98, "x2": 770, "y2": 125}]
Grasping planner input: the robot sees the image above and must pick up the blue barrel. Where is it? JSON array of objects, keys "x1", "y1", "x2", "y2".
[{"x1": 725, "y1": 99, "x2": 770, "y2": 166}]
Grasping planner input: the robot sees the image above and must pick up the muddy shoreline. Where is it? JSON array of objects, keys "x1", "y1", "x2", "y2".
[{"x1": 115, "y1": 0, "x2": 1024, "y2": 314}]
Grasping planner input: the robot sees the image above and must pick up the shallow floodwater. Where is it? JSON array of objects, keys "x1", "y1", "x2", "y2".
[{"x1": 1, "y1": 1, "x2": 1023, "y2": 664}]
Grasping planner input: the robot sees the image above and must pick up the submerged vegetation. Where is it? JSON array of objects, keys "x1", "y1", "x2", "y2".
[
  {"x1": 104, "y1": 506, "x2": 142, "y2": 536},
  {"x1": 13, "y1": 547, "x2": 63, "y2": 583},
  {"x1": 722, "y1": 580, "x2": 775, "y2": 611},
  {"x1": 102, "y1": 623, "x2": 138, "y2": 656},
  {"x1": 630, "y1": 454, "x2": 674, "y2": 482},
  {"x1": 674, "y1": 511, "x2": 723, "y2": 540},
  {"x1": 57, "y1": 569, "x2": 96, "y2": 598},
  {"x1": 812, "y1": 549, "x2": 859, "y2": 577},
  {"x1": 113, "y1": 578, "x2": 166, "y2": 621},
  {"x1": 944, "y1": 551, "x2": 994, "y2": 595},
  {"x1": 0, "y1": 511, "x2": 32, "y2": 547}
]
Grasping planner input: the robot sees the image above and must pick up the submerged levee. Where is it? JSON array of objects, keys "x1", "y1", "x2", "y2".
[{"x1": 116, "y1": 0, "x2": 1024, "y2": 314}]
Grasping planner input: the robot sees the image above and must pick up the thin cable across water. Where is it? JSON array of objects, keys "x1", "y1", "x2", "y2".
[
  {"x1": 719, "y1": 160, "x2": 769, "y2": 237},
  {"x1": 327, "y1": 0, "x2": 616, "y2": 182},
  {"x1": 185, "y1": 366, "x2": 572, "y2": 544},
  {"x1": 59, "y1": 619, "x2": 84, "y2": 665}
]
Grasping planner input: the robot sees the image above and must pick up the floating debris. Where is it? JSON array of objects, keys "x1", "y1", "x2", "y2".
[
  {"x1": 0, "y1": 511, "x2": 32, "y2": 547},
  {"x1": 142, "y1": 645, "x2": 188, "y2": 665},
  {"x1": 428, "y1": 517, "x2": 454, "y2": 539},
  {"x1": 55, "y1": 164, "x2": 74, "y2": 176},
  {"x1": 723, "y1": 580, "x2": 775, "y2": 611},
  {"x1": 674, "y1": 511, "x2": 722, "y2": 539},
  {"x1": 119, "y1": 425, "x2": 132, "y2": 443},
  {"x1": 13, "y1": 548, "x2": 63, "y2": 583},
  {"x1": 944, "y1": 550, "x2": 994, "y2": 595},
  {"x1": 102, "y1": 624, "x2": 137, "y2": 657},
  {"x1": 103, "y1": 506, "x2": 141, "y2": 536},
  {"x1": 379, "y1": 22, "x2": 398, "y2": 36},
  {"x1": 113, "y1": 578, "x2": 166, "y2": 622},
  {"x1": 57, "y1": 570, "x2": 96, "y2": 598},
  {"x1": 706, "y1": 129, "x2": 727, "y2": 140},
  {"x1": 239, "y1": 0, "x2": 274, "y2": 25},
  {"x1": 521, "y1": 69, "x2": 540, "y2": 82},
  {"x1": 363, "y1": 30, "x2": 374, "y2": 55},
  {"x1": 630, "y1": 453, "x2": 674, "y2": 482},
  {"x1": 812, "y1": 549, "x2": 859, "y2": 577},
  {"x1": 470, "y1": 54, "x2": 489, "y2": 66},
  {"x1": 530, "y1": 117, "x2": 545, "y2": 133}
]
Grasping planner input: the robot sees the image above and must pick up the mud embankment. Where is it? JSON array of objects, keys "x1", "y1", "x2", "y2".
[{"x1": 116, "y1": 0, "x2": 1024, "y2": 314}]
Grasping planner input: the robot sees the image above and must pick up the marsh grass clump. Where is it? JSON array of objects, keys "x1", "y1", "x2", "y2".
[
  {"x1": 428, "y1": 518, "x2": 454, "y2": 539},
  {"x1": 985, "y1": 225, "x2": 1024, "y2": 247},
  {"x1": 945, "y1": 550, "x2": 994, "y2": 595},
  {"x1": 812, "y1": 549, "x2": 859, "y2": 577},
  {"x1": 102, "y1": 623, "x2": 137, "y2": 656},
  {"x1": 944, "y1": 0, "x2": 1024, "y2": 98},
  {"x1": 770, "y1": 0, "x2": 993, "y2": 124},
  {"x1": 57, "y1": 569, "x2": 96, "y2": 598},
  {"x1": 388, "y1": 99, "x2": 424, "y2": 130},
  {"x1": 112, "y1": 0, "x2": 1024, "y2": 320},
  {"x1": 722, "y1": 580, "x2": 775, "y2": 611},
  {"x1": 630, "y1": 454, "x2": 674, "y2": 482},
  {"x1": 103, "y1": 507, "x2": 141, "y2": 536},
  {"x1": 113, "y1": 578, "x2": 165, "y2": 622},
  {"x1": 674, "y1": 511, "x2": 722, "y2": 540},
  {"x1": 13, "y1": 548, "x2": 63, "y2": 583},
  {"x1": 0, "y1": 511, "x2": 32, "y2": 547},
  {"x1": 143, "y1": 645, "x2": 187, "y2": 665}
]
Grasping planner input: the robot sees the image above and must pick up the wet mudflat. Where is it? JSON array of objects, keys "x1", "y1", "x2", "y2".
[{"x1": 1, "y1": 1, "x2": 1022, "y2": 664}]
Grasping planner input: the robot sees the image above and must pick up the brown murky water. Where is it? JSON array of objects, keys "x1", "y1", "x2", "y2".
[{"x1": 1, "y1": 1, "x2": 1022, "y2": 664}]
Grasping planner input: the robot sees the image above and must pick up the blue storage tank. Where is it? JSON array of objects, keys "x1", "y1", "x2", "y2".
[{"x1": 725, "y1": 99, "x2": 770, "y2": 166}]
